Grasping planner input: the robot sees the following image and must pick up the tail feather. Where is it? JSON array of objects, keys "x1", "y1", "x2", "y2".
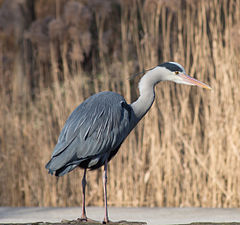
[
  {"x1": 55, "y1": 164, "x2": 78, "y2": 176},
  {"x1": 45, "y1": 157, "x2": 80, "y2": 176},
  {"x1": 45, "y1": 159, "x2": 57, "y2": 176}
]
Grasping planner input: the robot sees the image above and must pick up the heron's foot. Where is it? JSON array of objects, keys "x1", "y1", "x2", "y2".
[
  {"x1": 102, "y1": 217, "x2": 110, "y2": 224},
  {"x1": 77, "y1": 216, "x2": 88, "y2": 222}
]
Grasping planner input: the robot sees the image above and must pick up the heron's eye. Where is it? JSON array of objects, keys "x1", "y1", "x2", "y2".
[{"x1": 175, "y1": 71, "x2": 179, "y2": 75}]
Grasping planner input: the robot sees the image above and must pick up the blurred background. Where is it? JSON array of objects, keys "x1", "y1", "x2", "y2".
[{"x1": 0, "y1": 0, "x2": 240, "y2": 208}]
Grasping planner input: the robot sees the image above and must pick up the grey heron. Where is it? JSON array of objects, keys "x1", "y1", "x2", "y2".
[{"x1": 45, "y1": 62, "x2": 211, "y2": 223}]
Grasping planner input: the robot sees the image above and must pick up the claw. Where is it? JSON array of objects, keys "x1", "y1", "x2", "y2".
[{"x1": 78, "y1": 217, "x2": 88, "y2": 222}]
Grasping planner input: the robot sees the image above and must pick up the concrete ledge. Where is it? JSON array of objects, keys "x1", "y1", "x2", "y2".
[{"x1": 1, "y1": 207, "x2": 240, "y2": 225}]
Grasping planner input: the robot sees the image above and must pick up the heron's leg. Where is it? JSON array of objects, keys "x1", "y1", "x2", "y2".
[
  {"x1": 103, "y1": 160, "x2": 109, "y2": 223},
  {"x1": 81, "y1": 168, "x2": 87, "y2": 220}
]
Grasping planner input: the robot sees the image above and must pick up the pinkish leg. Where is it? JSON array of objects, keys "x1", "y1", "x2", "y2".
[
  {"x1": 103, "y1": 160, "x2": 110, "y2": 223},
  {"x1": 80, "y1": 168, "x2": 87, "y2": 221}
]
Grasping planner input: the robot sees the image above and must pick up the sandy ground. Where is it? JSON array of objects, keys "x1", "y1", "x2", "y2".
[{"x1": 1, "y1": 207, "x2": 240, "y2": 225}]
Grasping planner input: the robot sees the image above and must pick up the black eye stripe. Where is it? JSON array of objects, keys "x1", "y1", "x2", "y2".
[{"x1": 158, "y1": 62, "x2": 184, "y2": 72}]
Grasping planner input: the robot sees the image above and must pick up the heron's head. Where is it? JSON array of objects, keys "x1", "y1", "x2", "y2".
[{"x1": 156, "y1": 62, "x2": 211, "y2": 89}]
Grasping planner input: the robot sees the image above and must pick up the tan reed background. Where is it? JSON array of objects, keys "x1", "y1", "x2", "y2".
[{"x1": 0, "y1": 0, "x2": 240, "y2": 208}]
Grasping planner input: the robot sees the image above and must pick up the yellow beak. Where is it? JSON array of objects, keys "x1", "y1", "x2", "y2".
[{"x1": 179, "y1": 73, "x2": 212, "y2": 90}]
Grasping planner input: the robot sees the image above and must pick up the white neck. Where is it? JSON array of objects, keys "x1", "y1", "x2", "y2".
[{"x1": 131, "y1": 67, "x2": 170, "y2": 119}]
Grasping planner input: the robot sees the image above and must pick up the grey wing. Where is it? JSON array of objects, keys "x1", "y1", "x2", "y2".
[{"x1": 46, "y1": 92, "x2": 132, "y2": 175}]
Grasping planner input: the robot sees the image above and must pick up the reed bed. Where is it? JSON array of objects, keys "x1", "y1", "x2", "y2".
[{"x1": 0, "y1": 0, "x2": 240, "y2": 208}]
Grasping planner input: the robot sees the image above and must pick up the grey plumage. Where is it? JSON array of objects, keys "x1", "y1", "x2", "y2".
[{"x1": 46, "y1": 91, "x2": 138, "y2": 176}]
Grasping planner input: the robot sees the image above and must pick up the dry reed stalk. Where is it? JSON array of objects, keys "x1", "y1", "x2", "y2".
[{"x1": 0, "y1": 0, "x2": 240, "y2": 208}]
